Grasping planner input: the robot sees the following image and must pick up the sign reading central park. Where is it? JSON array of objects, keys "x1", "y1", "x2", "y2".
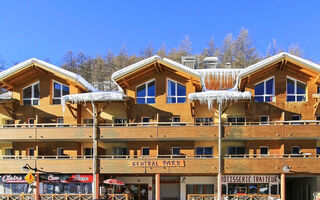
[{"x1": 130, "y1": 160, "x2": 185, "y2": 167}]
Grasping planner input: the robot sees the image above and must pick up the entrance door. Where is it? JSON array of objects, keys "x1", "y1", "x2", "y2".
[{"x1": 127, "y1": 184, "x2": 148, "y2": 200}]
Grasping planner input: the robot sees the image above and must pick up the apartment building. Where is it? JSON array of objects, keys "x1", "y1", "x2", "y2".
[{"x1": 0, "y1": 53, "x2": 319, "y2": 200}]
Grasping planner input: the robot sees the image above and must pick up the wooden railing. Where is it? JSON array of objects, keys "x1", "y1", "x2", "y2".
[
  {"x1": 0, "y1": 194, "x2": 35, "y2": 200},
  {"x1": 188, "y1": 194, "x2": 216, "y2": 200},
  {"x1": 221, "y1": 194, "x2": 280, "y2": 200},
  {"x1": 224, "y1": 153, "x2": 318, "y2": 158},
  {"x1": 99, "y1": 194, "x2": 128, "y2": 200},
  {"x1": 40, "y1": 194, "x2": 93, "y2": 200}
]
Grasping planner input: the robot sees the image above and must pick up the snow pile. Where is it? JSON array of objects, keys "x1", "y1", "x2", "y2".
[
  {"x1": 196, "y1": 69, "x2": 243, "y2": 90},
  {"x1": 188, "y1": 90, "x2": 251, "y2": 110},
  {"x1": 0, "y1": 92, "x2": 12, "y2": 100}
]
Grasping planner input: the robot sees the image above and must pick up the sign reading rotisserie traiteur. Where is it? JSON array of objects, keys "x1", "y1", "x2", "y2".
[{"x1": 130, "y1": 160, "x2": 185, "y2": 167}]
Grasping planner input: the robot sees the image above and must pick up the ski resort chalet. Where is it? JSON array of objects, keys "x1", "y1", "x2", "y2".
[{"x1": 0, "y1": 52, "x2": 319, "y2": 200}]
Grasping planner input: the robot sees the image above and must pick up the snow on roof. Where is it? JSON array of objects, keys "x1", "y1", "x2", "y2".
[
  {"x1": 188, "y1": 90, "x2": 251, "y2": 110},
  {"x1": 162, "y1": 58, "x2": 201, "y2": 78},
  {"x1": 202, "y1": 57, "x2": 218, "y2": 62},
  {"x1": 0, "y1": 92, "x2": 12, "y2": 100},
  {"x1": 239, "y1": 52, "x2": 320, "y2": 78},
  {"x1": 62, "y1": 91, "x2": 125, "y2": 104},
  {"x1": 0, "y1": 58, "x2": 98, "y2": 92}
]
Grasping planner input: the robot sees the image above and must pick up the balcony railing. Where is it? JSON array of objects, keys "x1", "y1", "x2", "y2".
[
  {"x1": 0, "y1": 194, "x2": 34, "y2": 200},
  {"x1": 221, "y1": 194, "x2": 280, "y2": 200},
  {"x1": 188, "y1": 194, "x2": 216, "y2": 200},
  {"x1": 40, "y1": 194, "x2": 93, "y2": 200}
]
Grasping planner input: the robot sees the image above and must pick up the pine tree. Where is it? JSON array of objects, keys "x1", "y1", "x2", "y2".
[
  {"x1": 219, "y1": 33, "x2": 234, "y2": 68},
  {"x1": 61, "y1": 51, "x2": 78, "y2": 73},
  {"x1": 266, "y1": 39, "x2": 283, "y2": 58}
]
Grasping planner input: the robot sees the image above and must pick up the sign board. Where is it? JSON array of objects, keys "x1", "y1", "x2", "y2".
[
  {"x1": 0, "y1": 175, "x2": 26, "y2": 183},
  {"x1": 25, "y1": 173, "x2": 35, "y2": 184},
  {"x1": 222, "y1": 175, "x2": 279, "y2": 184},
  {"x1": 40, "y1": 174, "x2": 93, "y2": 183},
  {"x1": 130, "y1": 160, "x2": 185, "y2": 167}
]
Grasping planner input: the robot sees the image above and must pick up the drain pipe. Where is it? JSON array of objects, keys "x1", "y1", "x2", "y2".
[
  {"x1": 217, "y1": 103, "x2": 222, "y2": 200},
  {"x1": 92, "y1": 102, "x2": 98, "y2": 200}
]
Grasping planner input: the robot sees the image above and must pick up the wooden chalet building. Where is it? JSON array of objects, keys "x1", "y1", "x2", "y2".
[{"x1": 0, "y1": 53, "x2": 319, "y2": 200}]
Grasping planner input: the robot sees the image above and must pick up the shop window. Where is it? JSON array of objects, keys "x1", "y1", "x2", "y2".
[
  {"x1": 141, "y1": 147, "x2": 150, "y2": 156},
  {"x1": 270, "y1": 184, "x2": 278, "y2": 195},
  {"x1": 287, "y1": 77, "x2": 306, "y2": 102},
  {"x1": 136, "y1": 79, "x2": 155, "y2": 104},
  {"x1": 227, "y1": 116, "x2": 245, "y2": 125},
  {"x1": 195, "y1": 147, "x2": 213, "y2": 158},
  {"x1": 167, "y1": 79, "x2": 186, "y2": 103},
  {"x1": 186, "y1": 184, "x2": 214, "y2": 195},
  {"x1": 292, "y1": 146, "x2": 301, "y2": 154},
  {"x1": 260, "y1": 146, "x2": 269, "y2": 155},
  {"x1": 53, "y1": 81, "x2": 69, "y2": 105},
  {"x1": 172, "y1": 147, "x2": 180, "y2": 155},
  {"x1": 254, "y1": 77, "x2": 275, "y2": 102},
  {"x1": 57, "y1": 148, "x2": 64, "y2": 156},
  {"x1": 195, "y1": 117, "x2": 213, "y2": 126},
  {"x1": 83, "y1": 119, "x2": 93, "y2": 125},
  {"x1": 41, "y1": 182, "x2": 92, "y2": 194},
  {"x1": 2, "y1": 182, "x2": 31, "y2": 194},
  {"x1": 227, "y1": 147, "x2": 246, "y2": 156},
  {"x1": 23, "y1": 81, "x2": 40, "y2": 105},
  {"x1": 259, "y1": 184, "x2": 269, "y2": 195},
  {"x1": 260, "y1": 116, "x2": 269, "y2": 125},
  {"x1": 28, "y1": 148, "x2": 35, "y2": 156},
  {"x1": 248, "y1": 184, "x2": 258, "y2": 194}
]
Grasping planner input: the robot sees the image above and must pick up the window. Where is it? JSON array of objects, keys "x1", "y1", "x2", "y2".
[
  {"x1": 57, "y1": 118, "x2": 64, "y2": 124},
  {"x1": 291, "y1": 115, "x2": 301, "y2": 121},
  {"x1": 260, "y1": 146, "x2": 268, "y2": 155},
  {"x1": 136, "y1": 80, "x2": 155, "y2": 104},
  {"x1": 227, "y1": 116, "x2": 245, "y2": 125},
  {"x1": 28, "y1": 118, "x2": 35, "y2": 124},
  {"x1": 57, "y1": 148, "x2": 64, "y2": 156},
  {"x1": 23, "y1": 82, "x2": 40, "y2": 105},
  {"x1": 195, "y1": 118, "x2": 213, "y2": 126},
  {"x1": 316, "y1": 147, "x2": 320, "y2": 155},
  {"x1": 195, "y1": 147, "x2": 213, "y2": 158},
  {"x1": 254, "y1": 77, "x2": 275, "y2": 102},
  {"x1": 53, "y1": 81, "x2": 70, "y2": 105},
  {"x1": 167, "y1": 79, "x2": 186, "y2": 103},
  {"x1": 113, "y1": 147, "x2": 128, "y2": 158},
  {"x1": 5, "y1": 120, "x2": 14, "y2": 125},
  {"x1": 172, "y1": 147, "x2": 180, "y2": 155},
  {"x1": 83, "y1": 119, "x2": 93, "y2": 124},
  {"x1": 292, "y1": 146, "x2": 300, "y2": 154},
  {"x1": 317, "y1": 116, "x2": 320, "y2": 121},
  {"x1": 113, "y1": 118, "x2": 127, "y2": 125},
  {"x1": 172, "y1": 116, "x2": 180, "y2": 126},
  {"x1": 4, "y1": 148, "x2": 13, "y2": 156},
  {"x1": 142, "y1": 147, "x2": 150, "y2": 156},
  {"x1": 287, "y1": 77, "x2": 306, "y2": 102},
  {"x1": 142, "y1": 117, "x2": 150, "y2": 126},
  {"x1": 84, "y1": 148, "x2": 93, "y2": 156},
  {"x1": 28, "y1": 148, "x2": 35, "y2": 156},
  {"x1": 186, "y1": 184, "x2": 214, "y2": 195},
  {"x1": 227, "y1": 147, "x2": 246, "y2": 156},
  {"x1": 260, "y1": 116, "x2": 269, "y2": 125}
]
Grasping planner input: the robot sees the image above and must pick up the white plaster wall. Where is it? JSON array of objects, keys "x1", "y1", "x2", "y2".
[
  {"x1": 180, "y1": 176, "x2": 217, "y2": 200},
  {"x1": 116, "y1": 176, "x2": 152, "y2": 200}
]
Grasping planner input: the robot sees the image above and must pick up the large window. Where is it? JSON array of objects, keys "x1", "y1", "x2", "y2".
[
  {"x1": 195, "y1": 147, "x2": 213, "y2": 158},
  {"x1": 53, "y1": 81, "x2": 70, "y2": 105},
  {"x1": 187, "y1": 184, "x2": 214, "y2": 195},
  {"x1": 227, "y1": 116, "x2": 245, "y2": 125},
  {"x1": 167, "y1": 79, "x2": 186, "y2": 103},
  {"x1": 287, "y1": 77, "x2": 306, "y2": 102},
  {"x1": 254, "y1": 77, "x2": 275, "y2": 102},
  {"x1": 23, "y1": 82, "x2": 40, "y2": 105},
  {"x1": 227, "y1": 147, "x2": 246, "y2": 156},
  {"x1": 136, "y1": 80, "x2": 155, "y2": 104}
]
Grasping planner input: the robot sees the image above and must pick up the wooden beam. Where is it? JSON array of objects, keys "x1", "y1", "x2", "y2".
[
  {"x1": 122, "y1": 78, "x2": 129, "y2": 87},
  {"x1": 2, "y1": 105, "x2": 14, "y2": 118},
  {"x1": 154, "y1": 63, "x2": 159, "y2": 72},
  {"x1": 97, "y1": 102, "x2": 110, "y2": 116},
  {"x1": 314, "y1": 74, "x2": 320, "y2": 84},
  {"x1": 157, "y1": 62, "x2": 163, "y2": 72},
  {"x1": 67, "y1": 104, "x2": 77, "y2": 119},
  {"x1": 34, "y1": 66, "x2": 48, "y2": 75},
  {"x1": 0, "y1": 81, "x2": 14, "y2": 90}
]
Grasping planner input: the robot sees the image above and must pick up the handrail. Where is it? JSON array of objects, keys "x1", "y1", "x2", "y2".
[
  {"x1": 224, "y1": 153, "x2": 318, "y2": 158},
  {"x1": 1, "y1": 120, "x2": 320, "y2": 128},
  {"x1": 221, "y1": 194, "x2": 280, "y2": 200},
  {"x1": 188, "y1": 194, "x2": 216, "y2": 200}
]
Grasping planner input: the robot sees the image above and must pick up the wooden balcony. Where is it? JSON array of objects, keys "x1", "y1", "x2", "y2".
[
  {"x1": 0, "y1": 156, "x2": 36, "y2": 173},
  {"x1": 99, "y1": 155, "x2": 218, "y2": 174},
  {"x1": 224, "y1": 121, "x2": 320, "y2": 139},
  {"x1": 224, "y1": 154, "x2": 320, "y2": 174}
]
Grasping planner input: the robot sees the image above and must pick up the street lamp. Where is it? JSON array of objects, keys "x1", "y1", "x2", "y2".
[
  {"x1": 282, "y1": 164, "x2": 291, "y2": 173},
  {"x1": 22, "y1": 164, "x2": 37, "y2": 172}
]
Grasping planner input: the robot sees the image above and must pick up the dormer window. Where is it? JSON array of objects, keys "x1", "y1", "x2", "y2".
[
  {"x1": 254, "y1": 77, "x2": 275, "y2": 102},
  {"x1": 136, "y1": 80, "x2": 155, "y2": 104},
  {"x1": 53, "y1": 81, "x2": 70, "y2": 105},
  {"x1": 287, "y1": 77, "x2": 306, "y2": 102},
  {"x1": 23, "y1": 82, "x2": 40, "y2": 105},
  {"x1": 167, "y1": 79, "x2": 186, "y2": 103}
]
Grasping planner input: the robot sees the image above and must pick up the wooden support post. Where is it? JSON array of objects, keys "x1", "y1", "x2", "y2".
[
  {"x1": 95, "y1": 173, "x2": 100, "y2": 199},
  {"x1": 155, "y1": 173, "x2": 160, "y2": 200},
  {"x1": 281, "y1": 173, "x2": 286, "y2": 200},
  {"x1": 92, "y1": 102, "x2": 99, "y2": 200},
  {"x1": 35, "y1": 173, "x2": 40, "y2": 200}
]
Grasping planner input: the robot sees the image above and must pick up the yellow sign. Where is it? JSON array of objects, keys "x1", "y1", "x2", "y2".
[
  {"x1": 130, "y1": 160, "x2": 185, "y2": 167},
  {"x1": 24, "y1": 172, "x2": 35, "y2": 184}
]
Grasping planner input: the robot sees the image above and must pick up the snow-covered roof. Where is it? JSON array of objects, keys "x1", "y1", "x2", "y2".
[
  {"x1": 188, "y1": 90, "x2": 252, "y2": 110},
  {"x1": 62, "y1": 91, "x2": 125, "y2": 104},
  {"x1": 239, "y1": 52, "x2": 320, "y2": 78},
  {"x1": 0, "y1": 92, "x2": 12, "y2": 100},
  {"x1": 0, "y1": 58, "x2": 97, "y2": 92},
  {"x1": 203, "y1": 57, "x2": 218, "y2": 62},
  {"x1": 111, "y1": 55, "x2": 201, "y2": 81}
]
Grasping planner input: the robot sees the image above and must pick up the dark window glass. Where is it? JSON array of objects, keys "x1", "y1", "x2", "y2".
[
  {"x1": 137, "y1": 98, "x2": 145, "y2": 104},
  {"x1": 137, "y1": 84, "x2": 146, "y2": 97},
  {"x1": 177, "y1": 83, "x2": 186, "y2": 96},
  {"x1": 260, "y1": 147, "x2": 268, "y2": 155},
  {"x1": 196, "y1": 147, "x2": 204, "y2": 156},
  {"x1": 142, "y1": 148, "x2": 150, "y2": 156},
  {"x1": 172, "y1": 147, "x2": 180, "y2": 155},
  {"x1": 292, "y1": 146, "x2": 300, "y2": 154},
  {"x1": 148, "y1": 81, "x2": 155, "y2": 96},
  {"x1": 316, "y1": 147, "x2": 320, "y2": 155},
  {"x1": 260, "y1": 116, "x2": 269, "y2": 122},
  {"x1": 287, "y1": 95, "x2": 295, "y2": 102},
  {"x1": 62, "y1": 85, "x2": 70, "y2": 96},
  {"x1": 271, "y1": 185, "x2": 278, "y2": 195},
  {"x1": 54, "y1": 82, "x2": 61, "y2": 97},
  {"x1": 297, "y1": 81, "x2": 306, "y2": 94},
  {"x1": 57, "y1": 148, "x2": 64, "y2": 156},
  {"x1": 23, "y1": 86, "x2": 32, "y2": 98},
  {"x1": 142, "y1": 117, "x2": 150, "y2": 123},
  {"x1": 248, "y1": 184, "x2": 258, "y2": 194},
  {"x1": 266, "y1": 79, "x2": 274, "y2": 94},
  {"x1": 259, "y1": 184, "x2": 269, "y2": 194},
  {"x1": 292, "y1": 115, "x2": 301, "y2": 120},
  {"x1": 177, "y1": 97, "x2": 186, "y2": 103},
  {"x1": 84, "y1": 148, "x2": 93, "y2": 156},
  {"x1": 137, "y1": 81, "x2": 155, "y2": 104},
  {"x1": 147, "y1": 98, "x2": 155, "y2": 104},
  {"x1": 28, "y1": 148, "x2": 35, "y2": 156},
  {"x1": 287, "y1": 79, "x2": 295, "y2": 94},
  {"x1": 255, "y1": 82, "x2": 264, "y2": 95},
  {"x1": 204, "y1": 147, "x2": 213, "y2": 156},
  {"x1": 53, "y1": 99, "x2": 61, "y2": 104},
  {"x1": 254, "y1": 96, "x2": 264, "y2": 102},
  {"x1": 168, "y1": 80, "x2": 176, "y2": 96},
  {"x1": 23, "y1": 100, "x2": 31, "y2": 105}
]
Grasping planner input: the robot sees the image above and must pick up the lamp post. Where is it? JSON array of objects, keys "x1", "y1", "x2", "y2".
[
  {"x1": 22, "y1": 164, "x2": 37, "y2": 172},
  {"x1": 281, "y1": 164, "x2": 290, "y2": 200},
  {"x1": 22, "y1": 164, "x2": 40, "y2": 200}
]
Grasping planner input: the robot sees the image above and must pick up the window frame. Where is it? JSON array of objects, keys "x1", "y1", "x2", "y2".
[
  {"x1": 286, "y1": 76, "x2": 307, "y2": 102},
  {"x1": 291, "y1": 146, "x2": 301, "y2": 154},
  {"x1": 195, "y1": 147, "x2": 213, "y2": 158},
  {"x1": 141, "y1": 147, "x2": 150, "y2": 156},
  {"x1": 136, "y1": 79, "x2": 156, "y2": 104},
  {"x1": 254, "y1": 77, "x2": 275, "y2": 103},
  {"x1": 52, "y1": 80, "x2": 70, "y2": 105},
  {"x1": 227, "y1": 116, "x2": 246, "y2": 125},
  {"x1": 259, "y1": 146, "x2": 269, "y2": 155},
  {"x1": 260, "y1": 115, "x2": 269, "y2": 125},
  {"x1": 22, "y1": 81, "x2": 40, "y2": 106},
  {"x1": 171, "y1": 147, "x2": 181, "y2": 155},
  {"x1": 166, "y1": 78, "x2": 186, "y2": 104}
]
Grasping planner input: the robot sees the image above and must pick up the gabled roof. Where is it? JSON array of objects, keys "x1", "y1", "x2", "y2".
[
  {"x1": 0, "y1": 58, "x2": 97, "y2": 92},
  {"x1": 239, "y1": 52, "x2": 320, "y2": 78}
]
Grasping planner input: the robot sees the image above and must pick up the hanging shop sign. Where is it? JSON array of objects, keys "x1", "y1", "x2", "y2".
[
  {"x1": 39, "y1": 174, "x2": 93, "y2": 183},
  {"x1": 24, "y1": 172, "x2": 35, "y2": 184},
  {"x1": 222, "y1": 175, "x2": 279, "y2": 184},
  {"x1": 130, "y1": 160, "x2": 185, "y2": 167},
  {"x1": 0, "y1": 175, "x2": 27, "y2": 183}
]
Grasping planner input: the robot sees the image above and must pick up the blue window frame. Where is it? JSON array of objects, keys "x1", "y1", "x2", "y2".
[
  {"x1": 136, "y1": 80, "x2": 155, "y2": 104},
  {"x1": 254, "y1": 77, "x2": 274, "y2": 102},
  {"x1": 167, "y1": 79, "x2": 186, "y2": 103},
  {"x1": 287, "y1": 77, "x2": 306, "y2": 102}
]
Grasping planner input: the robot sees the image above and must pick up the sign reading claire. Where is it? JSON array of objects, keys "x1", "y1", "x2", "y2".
[
  {"x1": 130, "y1": 160, "x2": 185, "y2": 167},
  {"x1": 222, "y1": 175, "x2": 279, "y2": 184}
]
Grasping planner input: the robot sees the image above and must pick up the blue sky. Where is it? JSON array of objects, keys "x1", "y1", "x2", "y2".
[{"x1": 0, "y1": 0, "x2": 320, "y2": 66}]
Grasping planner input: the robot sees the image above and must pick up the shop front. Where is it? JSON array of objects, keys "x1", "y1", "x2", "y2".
[
  {"x1": 39, "y1": 174, "x2": 92, "y2": 194},
  {"x1": 222, "y1": 175, "x2": 280, "y2": 197},
  {"x1": 0, "y1": 174, "x2": 33, "y2": 194}
]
